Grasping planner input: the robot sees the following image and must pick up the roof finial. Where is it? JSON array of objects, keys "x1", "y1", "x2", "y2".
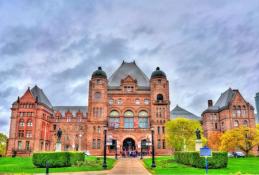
[
  {"x1": 17, "y1": 96, "x2": 20, "y2": 103},
  {"x1": 98, "y1": 66, "x2": 102, "y2": 70},
  {"x1": 156, "y1": 67, "x2": 160, "y2": 70}
]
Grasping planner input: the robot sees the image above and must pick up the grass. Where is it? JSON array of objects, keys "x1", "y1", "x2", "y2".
[
  {"x1": 143, "y1": 156, "x2": 259, "y2": 174},
  {"x1": 0, "y1": 156, "x2": 116, "y2": 174}
]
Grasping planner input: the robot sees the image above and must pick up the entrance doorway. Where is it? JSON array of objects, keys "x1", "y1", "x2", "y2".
[
  {"x1": 123, "y1": 138, "x2": 135, "y2": 151},
  {"x1": 122, "y1": 138, "x2": 136, "y2": 157}
]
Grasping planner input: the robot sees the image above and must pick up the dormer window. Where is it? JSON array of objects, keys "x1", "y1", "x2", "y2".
[{"x1": 96, "y1": 79, "x2": 101, "y2": 84}]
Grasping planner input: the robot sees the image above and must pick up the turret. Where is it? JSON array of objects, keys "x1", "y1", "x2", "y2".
[{"x1": 88, "y1": 67, "x2": 108, "y2": 122}]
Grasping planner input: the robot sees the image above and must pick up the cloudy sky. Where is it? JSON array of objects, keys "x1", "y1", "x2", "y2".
[{"x1": 1, "y1": 0, "x2": 259, "y2": 135}]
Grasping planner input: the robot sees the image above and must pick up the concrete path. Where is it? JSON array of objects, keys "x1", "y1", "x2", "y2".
[
  {"x1": 108, "y1": 158, "x2": 151, "y2": 175},
  {"x1": 35, "y1": 158, "x2": 151, "y2": 175}
]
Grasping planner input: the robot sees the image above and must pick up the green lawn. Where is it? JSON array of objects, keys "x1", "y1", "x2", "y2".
[
  {"x1": 143, "y1": 156, "x2": 259, "y2": 174},
  {"x1": 0, "y1": 156, "x2": 116, "y2": 174}
]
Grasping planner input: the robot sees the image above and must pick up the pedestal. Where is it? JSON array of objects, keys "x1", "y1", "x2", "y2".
[
  {"x1": 195, "y1": 139, "x2": 202, "y2": 151},
  {"x1": 55, "y1": 142, "x2": 62, "y2": 152}
]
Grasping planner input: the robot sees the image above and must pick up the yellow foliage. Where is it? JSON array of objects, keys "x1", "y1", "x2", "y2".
[
  {"x1": 220, "y1": 126, "x2": 259, "y2": 155},
  {"x1": 165, "y1": 118, "x2": 206, "y2": 151}
]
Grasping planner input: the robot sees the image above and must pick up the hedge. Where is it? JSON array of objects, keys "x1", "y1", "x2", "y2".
[
  {"x1": 32, "y1": 152, "x2": 85, "y2": 168},
  {"x1": 175, "y1": 151, "x2": 228, "y2": 169}
]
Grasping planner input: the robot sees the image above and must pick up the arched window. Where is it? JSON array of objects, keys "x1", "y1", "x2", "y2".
[
  {"x1": 19, "y1": 119, "x2": 24, "y2": 127},
  {"x1": 234, "y1": 120, "x2": 239, "y2": 127},
  {"x1": 157, "y1": 94, "x2": 164, "y2": 101},
  {"x1": 243, "y1": 120, "x2": 248, "y2": 127},
  {"x1": 124, "y1": 110, "x2": 134, "y2": 117},
  {"x1": 110, "y1": 110, "x2": 119, "y2": 117},
  {"x1": 237, "y1": 106, "x2": 241, "y2": 117},
  {"x1": 27, "y1": 120, "x2": 32, "y2": 127},
  {"x1": 124, "y1": 110, "x2": 134, "y2": 128},
  {"x1": 138, "y1": 110, "x2": 148, "y2": 128},
  {"x1": 94, "y1": 92, "x2": 101, "y2": 100},
  {"x1": 138, "y1": 110, "x2": 148, "y2": 117},
  {"x1": 109, "y1": 110, "x2": 120, "y2": 128}
]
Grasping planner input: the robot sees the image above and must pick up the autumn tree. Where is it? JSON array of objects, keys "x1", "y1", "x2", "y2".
[
  {"x1": 220, "y1": 126, "x2": 259, "y2": 155},
  {"x1": 0, "y1": 133, "x2": 7, "y2": 156},
  {"x1": 165, "y1": 118, "x2": 206, "y2": 151},
  {"x1": 207, "y1": 131, "x2": 222, "y2": 151}
]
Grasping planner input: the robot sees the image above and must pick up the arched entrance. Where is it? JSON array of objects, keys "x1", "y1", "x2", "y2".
[{"x1": 123, "y1": 138, "x2": 136, "y2": 151}]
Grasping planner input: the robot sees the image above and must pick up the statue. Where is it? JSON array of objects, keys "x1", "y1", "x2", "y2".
[
  {"x1": 57, "y1": 128, "x2": 62, "y2": 143},
  {"x1": 195, "y1": 128, "x2": 201, "y2": 140}
]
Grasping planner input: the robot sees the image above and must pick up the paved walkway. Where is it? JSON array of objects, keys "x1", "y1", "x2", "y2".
[
  {"x1": 108, "y1": 158, "x2": 151, "y2": 175},
  {"x1": 36, "y1": 158, "x2": 151, "y2": 175}
]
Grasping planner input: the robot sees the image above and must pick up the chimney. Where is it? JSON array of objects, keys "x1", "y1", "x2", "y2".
[{"x1": 208, "y1": 100, "x2": 213, "y2": 107}]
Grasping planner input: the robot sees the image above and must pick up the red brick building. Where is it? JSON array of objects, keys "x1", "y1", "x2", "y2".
[
  {"x1": 202, "y1": 88, "x2": 256, "y2": 138},
  {"x1": 6, "y1": 61, "x2": 171, "y2": 156}
]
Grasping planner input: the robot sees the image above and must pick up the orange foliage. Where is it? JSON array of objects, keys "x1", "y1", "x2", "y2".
[{"x1": 207, "y1": 131, "x2": 222, "y2": 151}]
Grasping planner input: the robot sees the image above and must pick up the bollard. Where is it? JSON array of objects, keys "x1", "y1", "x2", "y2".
[{"x1": 46, "y1": 161, "x2": 49, "y2": 175}]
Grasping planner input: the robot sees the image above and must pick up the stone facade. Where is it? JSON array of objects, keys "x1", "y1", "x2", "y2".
[
  {"x1": 6, "y1": 61, "x2": 171, "y2": 156},
  {"x1": 202, "y1": 88, "x2": 256, "y2": 138}
]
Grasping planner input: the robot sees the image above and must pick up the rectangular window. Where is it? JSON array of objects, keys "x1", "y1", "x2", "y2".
[
  {"x1": 124, "y1": 117, "x2": 134, "y2": 128},
  {"x1": 157, "y1": 139, "x2": 161, "y2": 149},
  {"x1": 97, "y1": 139, "x2": 101, "y2": 149},
  {"x1": 18, "y1": 130, "x2": 24, "y2": 138},
  {"x1": 92, "y1": 139, "x2": 96, "y2": 149},
  {"x1": 26, "y1": 141, "x2": 30, "y2": 151},
  {"x1": 18, "y1": 141, "x2": 22, "y2": 150},
  {"x1": 138, "y1": 117, "x2": 148, "y2": 128},
  {"x1": 97, "y1": 126, "x2": 101, "y2": 134},
  {"x1": 109, "y1": 117, "x2": 120, "y2": 128},
  {"x1": 26, "y1": 131, "x2": 32, "y2": 138},
  {"x1": 157, "y1": 127, "x2": 160, "y2": 134},
  {"x1": 162, "y1": 139, "x2": 166, "y2": 149},
  {"x1": 53, "y1": 124, "x2": 56, "y2": 130}
]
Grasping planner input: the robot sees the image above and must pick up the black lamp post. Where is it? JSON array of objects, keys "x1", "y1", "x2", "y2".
[
  {"x1": 140, "y1": 141, "x2": 143, "y2": 159},
  {"x1": 151, "y1": 127, "x2": 156, "y2": 168},
  {"x1": 102, "y1": 126, "x2": 107, "y2": 169},
  {"x1": 115, "y1": 140, "x2": 118, "y2": 160}
]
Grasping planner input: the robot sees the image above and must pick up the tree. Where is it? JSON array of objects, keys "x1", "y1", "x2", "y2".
[
  {"x1": 207, "y1": 131, "x2": 222, "y2": 151},
  {"x1": 0, "y1": 133, "x2": 7, "y2": 156},
  {"x1": 220, "y1": 126, "x2": 259, "y2": 155},
  {"x1": 165, "y1": 118, "x2": 206, "y2": 151}
]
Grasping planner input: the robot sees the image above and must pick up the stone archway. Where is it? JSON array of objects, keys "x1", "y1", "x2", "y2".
[{"x1": 122, "y1": 137, "x2": 136, "y2": 151}]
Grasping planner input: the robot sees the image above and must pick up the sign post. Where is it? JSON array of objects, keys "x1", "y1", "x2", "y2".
[{"x1": 200, "y1": 146, "x2": 212, "y2": 175}]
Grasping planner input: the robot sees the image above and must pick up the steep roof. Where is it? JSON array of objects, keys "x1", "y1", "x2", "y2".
[
  {"x1": 108, "y1": 61, "x2": 150, "y2": 89},
  {"x1": 203, "y1": 88, "x2": 236, "y2": 113},
  {"x1": 171, "y1": 105, "x2": 200, "y2": 120},
  {"x1": 53, "y1": 106, "x2": 88, "y2": 116},
  {"x1": 31, "y1": 85, "x2": 52, "y2": 108}
]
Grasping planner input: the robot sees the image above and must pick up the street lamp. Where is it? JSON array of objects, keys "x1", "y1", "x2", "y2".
[
  {"x1": 102, "y1": 126, "x2": 108, "y2": 169},
  {"x1": 151, "y1": 127, "x2": 156, "y2": 168},
  {"x1": 140, "y1": 141, "x2": 143, "y2": 159},
  {"x1": 115, "y1": 140, "x2": 118, "y2": 160}
]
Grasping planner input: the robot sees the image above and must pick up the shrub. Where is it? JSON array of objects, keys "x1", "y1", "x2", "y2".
[
  {"x1": 175, "y1": 151, "x2": 228, "y2": 169},
  {"x1": 32, "y1": 152, "x2": 85, "y2": 168},
  {"x1": 69, "y1": 152, "x2": 85, "y2": 165}
]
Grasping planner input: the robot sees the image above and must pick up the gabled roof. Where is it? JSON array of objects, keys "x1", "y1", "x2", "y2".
[
  {"x1": 31, "y1": 85, "x2": 53, "y2": 108},
  {"x1": 53, "y1": 106, "x2": 88, "y2": 116},
  {"x1": 108, "y1": 61, "x2": 150, "y2": 89},
  {"x1": 203, "y1": 88, "x2": 236, "y2": 113},
  {"x1": 171, "y1": 105, "x2": 200, "y2": 120}
]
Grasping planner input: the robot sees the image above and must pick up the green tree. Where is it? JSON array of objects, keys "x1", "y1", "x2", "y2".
[
  {"x1": 220, "y1": 126, "x2": 259, "y2": 155},
  {"x1": 165, "y1": 118, "x2": 206, "y2": 151},
  {"x1": 0, "y1": 133, "x2": 7, "y2": 156}
]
